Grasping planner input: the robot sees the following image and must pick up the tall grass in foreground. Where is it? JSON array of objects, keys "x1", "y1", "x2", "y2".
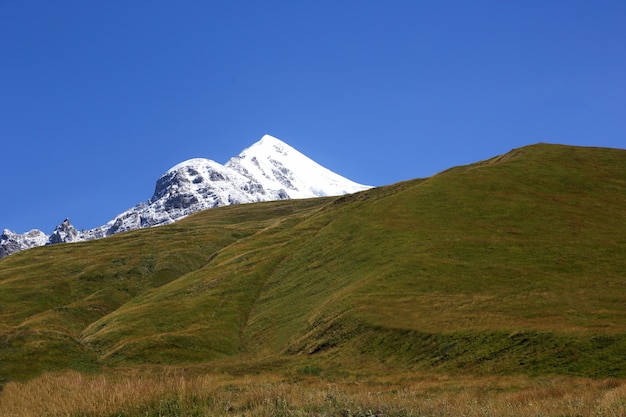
[{"x1": 1, "y1": 370, "x2": 625, "y2": 416}]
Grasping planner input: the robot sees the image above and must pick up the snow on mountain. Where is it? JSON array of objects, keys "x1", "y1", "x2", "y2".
[
  {"x1": 49, "y1": 218, "x2": 82, "y2": 244},
  {"x1": 226, "y1": 135, "x2": 368, "y2": 198},
  {"x1": 0, "y1": 229, "x2": 48, "y2": 258},
  {"x1": 1, "y1": 135, "x2": 371, "y2": 258}
]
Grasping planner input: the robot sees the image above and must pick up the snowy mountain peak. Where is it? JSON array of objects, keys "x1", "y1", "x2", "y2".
[
  {"x1": 245, "y1": 134, "x2": 295, "y2": 158},
  {"x1": 1, "y1": 135, "x2": 372, "y2": 258},
  {"x1": 165, "y1": 157, "x2": 221, "y2": 175},
  {"x1": 235, "y1": 135, "x2": 296, "y2": 165},
  {"x1": 227, "y1": 134, "x2": 367, "y2": 198},
  {"x1": 256, "y1": 133, "x2": 287, "y2": 148},
  {"x1": 49, "y1": 218, "x2": 81, "y2": 244}
]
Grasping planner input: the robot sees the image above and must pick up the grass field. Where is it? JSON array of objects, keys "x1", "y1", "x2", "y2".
[
  {"x1": 1, "y1": 367, "x2": 625, "y2": 416},
  {"x1": 1, "y1": 143, "x2": 625, "y2": 414}
]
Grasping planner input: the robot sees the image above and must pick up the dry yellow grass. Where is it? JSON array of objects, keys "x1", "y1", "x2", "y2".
[{"x1": 1, "y1": 369, "x2": 625, "y2": 416}]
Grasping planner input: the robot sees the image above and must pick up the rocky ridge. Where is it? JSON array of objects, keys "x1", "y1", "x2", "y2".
[{"x1": 1, "y1": 135, "x2": 371, "y2": 258}]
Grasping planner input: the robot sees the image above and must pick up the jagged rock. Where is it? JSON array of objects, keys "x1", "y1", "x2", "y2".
[
  {"x1": 1, "y1": 228, "x2": 49, "y2": 257},
  {"x1": 0, "y1": 235, "x2": 20, "y2": 258},
  {"x1": 49, "y1": 218, "x2": 80, "y2": 244}
]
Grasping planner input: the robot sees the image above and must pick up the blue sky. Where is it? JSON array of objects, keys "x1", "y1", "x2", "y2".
[{"x1": 1, "y1": 1, "x2": 625, "y2": 233}]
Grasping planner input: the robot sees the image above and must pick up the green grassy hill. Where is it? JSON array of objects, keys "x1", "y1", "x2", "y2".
[{"x1": 1, "y1": 143, "x2": 625, "y2": 383}]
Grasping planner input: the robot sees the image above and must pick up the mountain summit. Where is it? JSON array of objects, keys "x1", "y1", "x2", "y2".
[
  {"x1": 1, "y1": 135, "x2": 371, "y2": 257},
  {"x1": 226, "y1": 135, "x2": 367, "y2": 198}
]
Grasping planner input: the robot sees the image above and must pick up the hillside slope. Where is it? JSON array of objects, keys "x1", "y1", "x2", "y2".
[{"x1": 1, "y1": 143, "x2": 625, "y2": 382}]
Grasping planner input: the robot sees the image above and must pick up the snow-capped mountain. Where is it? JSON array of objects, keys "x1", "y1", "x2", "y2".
[
  {"x1": 0, "y1": 229, "x2": 48, "y2": 258},
  {"x1": 1, "y1": 135, "x2": 371, "y2": 258},
  {"x1": 225, "y1": 135, "x2": 368, "y2": 198}
]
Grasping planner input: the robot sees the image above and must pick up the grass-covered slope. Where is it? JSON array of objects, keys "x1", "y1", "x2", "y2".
[{"x1": 1, "y1": 143, "x2": 625, "y2": 382}]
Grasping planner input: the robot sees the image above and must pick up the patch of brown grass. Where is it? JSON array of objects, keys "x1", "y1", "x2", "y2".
[{"x1": 1, "y1": 369, "x2": 625, "y2": 416}]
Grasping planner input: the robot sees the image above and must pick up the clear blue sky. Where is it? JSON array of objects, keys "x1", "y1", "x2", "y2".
[{"x1": 2, "y1": 1, "x2": 625, "y2": 233}]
